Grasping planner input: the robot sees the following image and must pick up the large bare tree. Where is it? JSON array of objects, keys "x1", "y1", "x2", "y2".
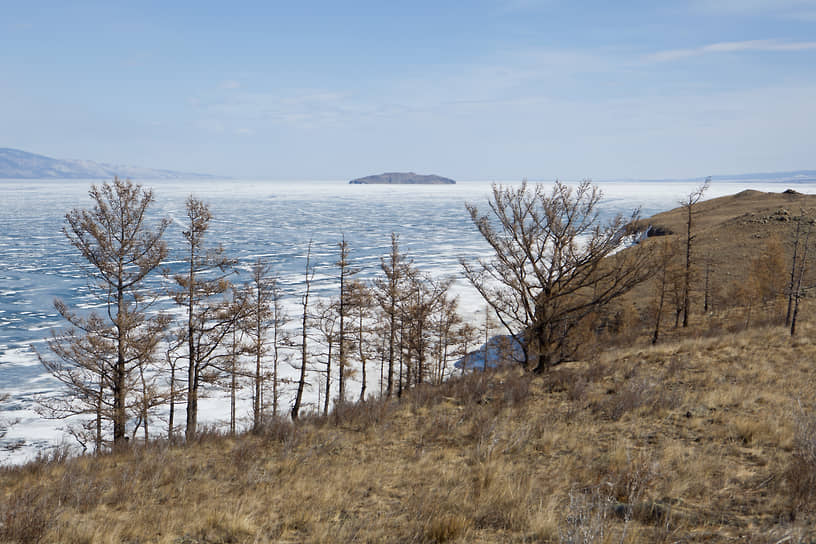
[
  {"x1": 38, "y1": 178, "x2": 169, "y2": 447},
  {"x1": 462, "y1": 180, "x2": 652, "y2": 373},
  {"x1": 168, "y1": 196, "x2": 236, "y2": 440}
]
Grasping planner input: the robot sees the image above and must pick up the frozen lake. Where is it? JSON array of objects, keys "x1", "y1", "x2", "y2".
[{"x1": 1, "y1": 177, "x2": 814, "y2": 463}]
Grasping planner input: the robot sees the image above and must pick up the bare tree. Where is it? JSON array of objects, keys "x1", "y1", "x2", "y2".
[
  {"x1": 430, "y1": 291, "x2": 461, "y2": 383},
  {"x1": 269, "y1": 281, "x2": 289, "y2": 419},
  {"x1": 479, "y1": 304, "x2": 498, "y2": 370},
  {"x1": 462, "y1": 180, "x2": 652, "y2": 373},
  {"x1": 372, "y1": 233, "x2": 412, "y2": 397},
  {"x1": 37, "y1": 178, "x2": 169, "y2": 448},
  {"x1": 132, "y1": 350, "x2": 167, "y2": 442},
  {"x1": 399, "y1": 272, "x2": 452, "y2": 387},
  {"x1": 787, "y1": 214, "x2": 806, "y2": 326},
  {"x1": 335, "y1": 236, "x2": 359, "y2": 408},
  {"x1": 791, "y1": 221, "x2": 813, "y2": 336},
  {"x1": 347, "y1": 279, "x2": 373, "y2": 401},
  {"x1": 702, "y1": 254, "x2": 712, "y2": 314},
  {"x1": 312, "y1": 298, "x2": 337, "y2": 416},
  {"x1": 291, "y1": 240, "x2": 314, "y2": 421},
  {"x1": 454, "y1": 321, "x2": 480, "y2": 375},
  {"x1": 168, "y1": 196, "x2": 236, "y2": 440},
  {"x1": 164, "y1": 335, "x2": 186, "y2": 440},
  {"x1": 680, "y1": 177, "x2": 710, "y2": 327},
  {"x1": 222, "y1": 294, "x2": 247, "y2": 435},
  {"x1": 651, "y1": 237, "x2": 681, "y2": 344},
  {"x1": 240, "y1": 259, "x2": 284, "y2": 429}
]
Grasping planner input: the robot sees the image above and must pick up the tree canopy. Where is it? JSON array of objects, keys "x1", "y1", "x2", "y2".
[{"x1": 462, "y1": 180, "x2": 652, "y2": 372}]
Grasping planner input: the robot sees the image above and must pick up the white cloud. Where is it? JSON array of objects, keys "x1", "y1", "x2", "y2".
[
  {"x1": 691, "y1": 0, "x2": 816, "y2": 20},
  {"x1": 645, "y1": 39, "x2": 816, "y2": 62}
]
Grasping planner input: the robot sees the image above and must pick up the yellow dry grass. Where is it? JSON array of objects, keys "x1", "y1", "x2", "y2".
[
  {"x1": 4, "y1": 189, "x2": 816, "y2": 543},
  {"x1": 3, "y1": 321, "x2": 816, "y2": 543}
]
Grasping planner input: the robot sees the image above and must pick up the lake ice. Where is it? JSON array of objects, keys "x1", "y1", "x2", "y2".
[{"x1": 1, "y1": 178, "x2": 813, "y2": 464}]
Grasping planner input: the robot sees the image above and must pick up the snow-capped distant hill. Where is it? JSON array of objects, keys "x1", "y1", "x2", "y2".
[{"x1": 0, "y1": 148, "x2": 221, "y2": 180}]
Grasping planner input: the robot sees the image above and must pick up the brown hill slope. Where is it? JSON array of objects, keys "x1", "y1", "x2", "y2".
[
  {"x1": 640, "y1": 188, "x2": 816, "y2": 282},
  {"x1": 2, "y1": 325, "x2": 816, "y2": 542},
  {"x1": 618, "y1": 189, "x2": 816, "y2": 338}
]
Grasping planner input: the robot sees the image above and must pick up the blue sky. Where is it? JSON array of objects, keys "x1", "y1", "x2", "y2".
[{"x1": 2, "y1": 1, "x2": 815, "y2": 180}]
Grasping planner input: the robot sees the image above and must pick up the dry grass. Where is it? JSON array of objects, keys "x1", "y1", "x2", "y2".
[
  {"x1": 628, "y1": 189, "x2": 816, "y2": 322},
  {"x1": 5, "y1": 191, "x2": 816, "y2": 543},
  {"x1": 2, "y1": 322, "x2": 816, "y2": 543}
]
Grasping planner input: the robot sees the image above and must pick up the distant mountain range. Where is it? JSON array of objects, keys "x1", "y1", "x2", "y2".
[
  {"x1": 0, "y1": 148, "x2": 221, "y2": 180},
  {"x1": 608, "y1": 170, "x2": 816, "y2": 184},
  {"x1": 708, "y1": 170, "x2": 816, "y2": 183}
]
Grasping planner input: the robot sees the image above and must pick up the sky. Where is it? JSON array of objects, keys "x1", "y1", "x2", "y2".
[{"x1": 2, "y1": 0, "x2": 816, "y2": 180}]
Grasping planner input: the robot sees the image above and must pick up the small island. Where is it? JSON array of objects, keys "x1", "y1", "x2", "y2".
[{"x1": 349, "y1": 172, "x2": 456, "y2": 185}]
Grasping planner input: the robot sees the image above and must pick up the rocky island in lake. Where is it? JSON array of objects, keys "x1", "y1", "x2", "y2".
[{"x1": 349, "y1": 172, "x2": 456, "y2": 184}]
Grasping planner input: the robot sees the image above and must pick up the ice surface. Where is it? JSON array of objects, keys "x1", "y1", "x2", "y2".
[{"x1": 1, "y1": 178, "x2": 813, "y2": 463}]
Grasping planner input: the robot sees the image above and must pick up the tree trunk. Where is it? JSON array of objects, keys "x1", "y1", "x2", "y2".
[
  {"x1": 292, "y1": 242, "x2": 312, "y2": 421},
  {"x1": 254, "y1": 304, "x2": 262, "y2": 430},
  {"x1": 387, "y1": 305, "x2": 395, "y2": 397},
  {"x1": 272, "y1": 326, "x2": 279, "y2": 418},
  {"x1": 96, "y1": 380, "x2": 103, "y2": 452},
  {"x1": 185, "y1": 241, "x2": 197, "y2": 440},
  {"x1": 397, "y1": 322, "x2": 405, "y2": 398},
  {"x1": 787, "y1": 219, "x2": 802, "y2": 326},
  {"x1": 113, "y1": 281, "x2": 127, "y2": 445},
  {"x1": 230, "y1": 330, "x2": 237, "y2": 435},
  {"x1": 703, "y1": 261, "x2": 710, "y2": 314},
  {"x1": 324, "y1": 341, "x2": 332, "y2": 416},
  {"x1": 186, "y1": 360, "x2": 198, "y2": 440},
  {"x1": 359, "y1": 311, "x2": 367, "y2": 402},
  {"x1": 168, "y1": 362, "x2": 175, "y2": 440},
  {"x1": 683, "y1": 204, "x2": 692, "y2": 328},
  {"x1": 791, "y1": 223, "x2": 811, "y2": 336}
]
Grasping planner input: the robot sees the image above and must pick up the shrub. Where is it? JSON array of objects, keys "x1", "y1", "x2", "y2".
[
  {"x1": 786, "y1": 405, "x2": 816, "y2": 513},
  {"x1": 0, "y1": 488, "x2": 52, "y2": 543}
]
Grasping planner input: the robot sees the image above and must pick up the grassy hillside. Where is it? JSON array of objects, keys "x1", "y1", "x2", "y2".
[
  {"x1": 602, "y1": 188, "x2": 816, "y2": 347},
  {"x1": 3, "y1": 189, "x2": 816, "y2": 543},
  {"x1": 636, "y1": 188, "x2": 816, "y2": 304},
  {"x1": 2, "y1": 325, "x2": 816, "y2": 542}
]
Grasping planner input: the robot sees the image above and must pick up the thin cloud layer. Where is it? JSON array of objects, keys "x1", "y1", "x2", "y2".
[
  {"x1": 2, "y1": 3, "x2": 815, "y2": 179},
  {"x1": 646, "y1": 39, "x2": 816, "y2": 62},
  {"x1": 692, "y1": 0, "x2": 816, "y2": 19}
]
